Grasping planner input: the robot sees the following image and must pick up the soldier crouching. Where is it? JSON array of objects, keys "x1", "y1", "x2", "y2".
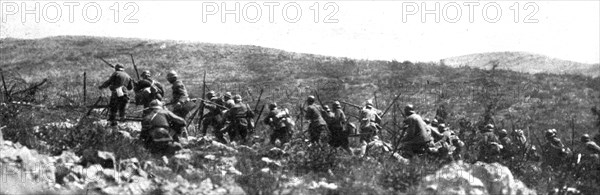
[{"x1": 140, "y1": 100, "x2": 186, "y2": 155}]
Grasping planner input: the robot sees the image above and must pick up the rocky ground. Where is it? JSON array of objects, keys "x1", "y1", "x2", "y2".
[{"x1": 0, "y1": 120, "x2": 537, "y2": 195}]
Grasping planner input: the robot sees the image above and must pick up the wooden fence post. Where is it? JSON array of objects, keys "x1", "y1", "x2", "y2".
[
  {"x1": 1, "y1": 69, "x2": 9, "y2": 102},
  {"x1": 83, "y1": 72, "x2": 87, "y2": 104}
]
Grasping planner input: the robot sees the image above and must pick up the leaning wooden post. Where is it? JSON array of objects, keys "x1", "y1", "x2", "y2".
[
  {"x1": 1, "y1": 69, "x2": 10, "y2": 102},
  {"x1": 571, "y1": 117, "x2": 575, "y2": 148},
  {"x1": 83, "y1": 72, "x2": 87, "y2": 104},
  {"x1": 373, "y1": 91, "x2": 379, "y2": 109}
]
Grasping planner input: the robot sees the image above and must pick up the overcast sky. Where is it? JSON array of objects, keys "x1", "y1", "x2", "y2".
[{"x1": 1, "y1": 1, "x2": 599, "y2": 64}]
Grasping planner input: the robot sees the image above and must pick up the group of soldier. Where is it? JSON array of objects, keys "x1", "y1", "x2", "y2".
[
  {"x1": 97, "y1": 64, "x2": 600, "y2": 167},
  {"x1": 98, "y1": 64, "x2": 258, "y2": 153}
]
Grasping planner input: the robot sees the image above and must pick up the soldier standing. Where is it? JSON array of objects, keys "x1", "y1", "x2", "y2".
[
  {"x1": 224, "y1": 95, "x2": 255, "y2": 144},
  {"x1": 140, "y1": 100, "x2": 186, "y2": 154},
  {"x1": 134, "y1": 70, "x2": 164, "y2": 109},
  {"x1": 264, "y1": 103, "x2": 292, "y2": 145},
  {"x1": 99, "y1": 64, "x2": 134, "y2": 126},
  {"x1": 359, "y1": 100, "x2": 381, "y2": 144},
  {"x1": 166, "y1": 71, "x2": 191, "y2": 118},
  {"x1": 541, "y1": 129, "x2": 572, "y2": 169},
  {"x1": 399, "y1": 104, "x2": 433, "y2": 157},
  {"x1": 329, "y1": 101, "x2": 350, "y2": 152},
  {"x1": 305, "y1": 95, "x2": 328, "y2": 144}
]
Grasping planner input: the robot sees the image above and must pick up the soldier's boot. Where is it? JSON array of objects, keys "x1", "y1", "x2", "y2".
[
  {"x1": 239, "y1": 128, "x2": 248, "y2": 145},
  {"x1": 201, "y1": 122, "x2": 209, "y2": 136},
  {"x1": 108, "y1": 105, "x2": 118, "y2": 126}
]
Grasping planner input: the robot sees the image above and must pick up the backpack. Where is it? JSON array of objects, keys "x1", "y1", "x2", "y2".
[{"x1": 135, "y1": 80, "x2": 161, "y2": 105}]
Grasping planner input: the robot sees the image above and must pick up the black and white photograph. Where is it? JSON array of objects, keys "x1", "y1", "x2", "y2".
[{"x1": 1, "y1": 0, "x2": 599, "y2": 194}]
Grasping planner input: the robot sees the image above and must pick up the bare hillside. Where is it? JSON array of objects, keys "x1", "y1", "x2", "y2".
[{"x1": 442, "y1": 51, "x2": 599, "y2": 77}]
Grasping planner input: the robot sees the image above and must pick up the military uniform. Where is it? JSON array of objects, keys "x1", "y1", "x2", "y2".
[
  {"x1": 224, "y1": 97, "x2": 254, "y2": 143},
  {"x1": 201, "y1": 97, "x2": 227, "y2": 143},
  {"x1": 400, "y1": 108, "x2": 433, "y2": 156},
  {"x1": 575, "y1": 135, "x2": 600, "y2": 165},
  {"x1": 474, "y1": 125, "x2": 502, "y2": 163},
  {"x1": 134, "y1": 77, "x2": 164, "y2": 108},
  {"x1": 541, "y1": 136, "x2": 571, "y2": 168},
  {"x1": 329, "y1": 104, "x2": 349, "y2": 150},
  {"x1": 512, "y1": 130, "x2": 528, "y2": 157},
  {"x1": 169, "y1": 80, "x2": 192, "y2": 117},
  {"x1": 434, "y1": 127, "x2": 464, "y2": 160},
  {"x1": 99, "y1": 66, "x2": 134, "y2": 126},
  {"x1": 497, "y1": 130, "x2": 513, "y2": 159},
  {"x1": 305, "y1": 103, "x2": 328, "y2": 144},
  {"x1": 265, "y1": 105, "x2": 291, "y2": 145},
  {"x1": 429, "y1": 125, "x2": 443, "y2": 142},
  {"x1": 140, "y1": 101, "x2": 186, "y2": 154},
  {"x1": 359, "y1": 106, "x2": 381, "y2": 143}
]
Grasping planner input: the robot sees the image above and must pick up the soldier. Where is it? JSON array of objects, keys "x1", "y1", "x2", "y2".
[
  {"x1": 435, "y1": 124, "x2": 464, "y2": 160},
  {"x1": 224, "y1": 95, "x2": 255, "y2": 144},
  {"x1": 575, "y1": 134, "x2": 600, "y2": 164},
  {"x1": 474, "y1": 124, "x2": 502, "y2": 163},
  {"x1": 99, "y1": 64, "x2": 134, "y2": 126},
  {"x1": 134, "y1": 70, "x2": 164, "y2": 109},
  {"x1": 512, "y1": 129, "x2": 527, "y2": 153},
  {"x1": 497, "y1": 129, "x2": 514, "y2": 159},
  {"x1": 359, "y1": 100, "x2": 381, "y2": 144},
  {"x1": 166, "y1": 71, "x2": 192, "y2": 118},
  {"x1": 305, "y1": 95, "x2": 328, "y2": 144},
  {"x1": 223, "y1": 92, "x2": 235, "y2": 108},
  {"x1": 201, "y1": 91, "x2": 227, "y2": 142},
  {"x1": 140, "y1": 100, "x2": 185, "y2": 154},
  {"x1": 399, "y1": 104, "x2": 433, "y2": 157},
  {"x1": 322, "y1": 105, "x2": 335, "y2": 131},
  {"x1": 430, "y1": 123, "x2": 444, "y2": 142},
  {"x1": 329, "y1": 101, "x2": 350, "y2": 152},
  {"x1": 541, "y1": 129, "x2": 572, "y2": 169},
  {"x1": 264, "y1": 103, "x2": 291, "y2": 145}
]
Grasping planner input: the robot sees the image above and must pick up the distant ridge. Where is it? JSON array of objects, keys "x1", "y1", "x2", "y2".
[{"x1": 442, "y1": 51, "x2": 599, "y2": 77}]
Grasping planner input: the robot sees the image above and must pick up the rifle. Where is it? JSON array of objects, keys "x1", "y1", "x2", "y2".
[
  {"x1": 254, "y1": 88, "x2": 264, "y2": 113},
  {"x1": 97, "y1": 57, "x2": 115, "y2": 68},
  {"x1": 253, "y1": 104, "x2": 266, "y2": 133},
  {"x1": 129, "y1": 54, "x2": 140, "y2": 80},
  {"x1": 381, "y1": 92, "x2": 402, "y2": 118},
  {"x1": 314, "y1": 90, "x2": 325, "y2": 108},
  {"x1": 76, "y1": 97, "x2": 103, "y2": 129},
  {"x1": 339, "y1": 100, "x2": 362, "y2": 109},
  {"x1": 194, "y1": 98, "x2": 228, "y2": 110},
  {"x1": 186, "y1": 71, "x2": 207, "y2": 130}
]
